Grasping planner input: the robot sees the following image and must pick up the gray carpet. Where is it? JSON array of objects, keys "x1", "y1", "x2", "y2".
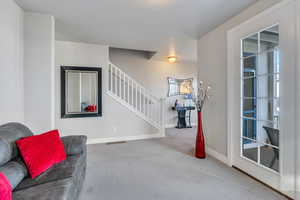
[{"x1": 80, "y1": 128, "x2": 287, "y2": 200}]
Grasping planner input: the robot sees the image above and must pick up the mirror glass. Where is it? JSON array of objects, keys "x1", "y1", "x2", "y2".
[
  {"x1": 168, "y1": 78, "x2": 193, "y2": 97},
  {"x1": 66, "y1": 70, "x2": 98, "y2": 114}
]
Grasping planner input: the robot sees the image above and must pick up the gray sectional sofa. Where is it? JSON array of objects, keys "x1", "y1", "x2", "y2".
[{"x1": 0, "y1": 122, "x2": 87, "y2": 200}]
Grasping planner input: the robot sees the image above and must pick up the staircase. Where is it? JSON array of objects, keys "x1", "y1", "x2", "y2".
[{"x1": 107, "y1": 62, "x2": 165, "y2": 133}]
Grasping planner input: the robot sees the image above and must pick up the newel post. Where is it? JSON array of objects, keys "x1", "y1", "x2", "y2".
[{"x1": 160, "y1": 98, "x2": 166, "y2": 137}]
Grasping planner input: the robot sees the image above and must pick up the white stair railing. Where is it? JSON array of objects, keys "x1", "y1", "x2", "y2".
[{"x1": 108, "y1": 62, "x2": 165, "y2": 132}]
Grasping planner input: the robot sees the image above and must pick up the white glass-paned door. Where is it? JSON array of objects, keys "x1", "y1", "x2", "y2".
[
  {"x1": 228, "y1": 1, "x2": 296, "y2": 196},
  {"x1": 241, "y1": 25, "x2": 280, "y2": 173}
]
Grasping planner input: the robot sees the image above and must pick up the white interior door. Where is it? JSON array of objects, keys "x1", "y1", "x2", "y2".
[{"x1": 227, "y1": 0, "x2": 296, "y2": 197}]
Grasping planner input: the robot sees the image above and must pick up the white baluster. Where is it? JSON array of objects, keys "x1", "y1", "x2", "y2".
[
  {"x1": 135, "y1": 83, "x2": 138, "y2": 109},
  {"x1": 153, "y1": 101, "x2": 156, "y2": 124},
  {"x1": 128, "y1": 77, "x2": 130, "y2": 104},
  {"x1": 149, "y1": 95, "x2": 153, "y2": 120},
  {"x1": 144, "y1": 88, "x2": 146, "y2": 115},
  {"x1": 159, "y1": 100, "x2": 162, "y2": 126},
  {"x1": 109, "y1": 64, "x2": 112, "y2": 92},
  {"x1": 159, "y1": 100, "x2": 162, "y2": 127},
  {"x1": 123, "y1": 73, "x2": 125, "y2": 100},
  {"x1": 111, "y1": 65, "x2": 114, "y2": 93},
  {"x1": 147, "y1": 95, "x2": 150, "y2": 118},
  {"x1": 156, "y1": 102, "x2": 159, "y2": 124},
  {"x1": 131, "y1": 79, "x2": 133, "y2": 106},
  {"x1": 153, "y1": 100, "x2": 157, "y2": 123},
  {"x1": 152, "y1": 99, "x2": 154, "y2": 122},
  {"x1": 118, "y1": 69, "x2": 120, "y2": 97},
  {"x1": 127, "y1": 76, "x2": 129, "y2": 103},
  {"x1": 157, "y1": 102, "x2": 160, "y2": 125},
  {"x1": 150, "y1": 99, "x2": 153, "y2": 122},
  {"x1": 154, "y1": 100, "x2": 156, "y2": 123},
  {"x1": 114, "y1": 67, "x2": 117, "y2": 95},
  {"x1": 109, "y1": 64, "x2": 111, "y2": 91},
  {"x1": 155, "y1": 102, "x2": 158, "y2": 125},
  {"x1": 116, "y1": 68, "x2": 118, "y2": 96},
  {"x1": 153, "y1": 100, "x2": 156, "y2": 123},
  {"x1": 144, "y1": 93, "x2": 147, "y2": 116},
  {"x1": 139, "y1": 87, "x2": 142, "y2": 112},
  {"x1": 120, "y1": 70, "x2": 122, "y2": 98}
]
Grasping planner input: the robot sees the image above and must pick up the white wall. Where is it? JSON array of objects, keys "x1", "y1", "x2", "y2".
[
  {"x1": 55, "y1": 41, "x2": 158, "y2": 141},
  {"x1": 197, "y1": 0, "x2": 282, "y2": 156},
  {"x1": 23, "y1": 13, "x2": 55, "y2": 133},
  {"x1": 109, "y1": 48, "x2": 198, "y2": 127},
  {"x1": 0, "y1": 0, "x2": 24, "y2": 125}
]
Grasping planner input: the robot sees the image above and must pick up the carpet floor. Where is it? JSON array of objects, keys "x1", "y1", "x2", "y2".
[{"x1": 80, "y1": 128, "x2": 287, "y2": 200}]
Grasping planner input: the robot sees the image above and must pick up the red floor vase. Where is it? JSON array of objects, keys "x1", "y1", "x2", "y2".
[{"x1": 195, "y1": 111, "x2": 206, "y2": 159}]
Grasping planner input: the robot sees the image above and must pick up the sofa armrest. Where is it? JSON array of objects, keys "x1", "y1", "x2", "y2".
[{"x1": 61, "y1": 135, "x2": 87, "y2": 156}]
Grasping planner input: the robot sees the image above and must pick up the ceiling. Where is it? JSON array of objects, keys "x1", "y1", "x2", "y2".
[{"x1": 16, "y1": 0, "x2": 257, "y2": 62}]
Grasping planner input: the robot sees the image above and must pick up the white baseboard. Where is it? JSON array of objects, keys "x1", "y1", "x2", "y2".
[
  {"x1": 165, "y1": 123, "x2": 197, "y2": 129},
  {"x1": 87, "y1": 133, "x2": 165, "y2": 144},
  {"x1": 206, "y1": 147, "x2": 230, "y2": 166}
]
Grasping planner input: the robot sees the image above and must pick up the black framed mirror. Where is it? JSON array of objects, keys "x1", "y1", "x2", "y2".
[{"x1": 61, "y1": 66, "x2": 102, "y2": 118}]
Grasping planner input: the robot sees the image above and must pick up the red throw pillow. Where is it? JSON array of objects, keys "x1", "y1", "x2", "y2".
[
  {"x1": 16, "y1": 130, "x2": 66, "y2": 179},
  {"x1": 0, "y1": 173, "x2": 12, "y2": 200}
]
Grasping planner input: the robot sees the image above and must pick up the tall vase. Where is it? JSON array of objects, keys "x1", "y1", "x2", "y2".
[{"x1": 195, "y1": 111, "x2": 206, "y2": 159}]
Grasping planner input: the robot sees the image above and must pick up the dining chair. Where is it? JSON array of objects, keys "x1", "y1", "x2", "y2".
[{"x1": 263, "y1": 126, "x2": 279, "y2": 168}]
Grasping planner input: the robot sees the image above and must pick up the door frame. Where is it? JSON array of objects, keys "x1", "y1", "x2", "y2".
[
  {"x1": 227, "y1": 0, "x2": 297, "y2": 197},
  {"x1": 295, "y1": 0, "x2": 300, "y2": 198}
]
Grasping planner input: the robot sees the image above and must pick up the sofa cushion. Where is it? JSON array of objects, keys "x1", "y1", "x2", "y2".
[
  {"x1": 0, "y1": 123, "x2": 33, "y2": 165},
  {"x1": 0, "y1": 139, "x2": 10, "y2": 167},
  {"x1": 13, "y1": 177, "x2": 74, "y2": 200},
  {"x1": 0, "y1": 160, "x2": 27, "y2": 189},
  {"x1": 16, "y1": 130, "x2": 67, "y2": 178},
  {"x1": 61, "y1": 136, "x2": 87, "y2": 155},
  {"x1": 15, "y1": 153, "x2": 85, "y2": 191}
]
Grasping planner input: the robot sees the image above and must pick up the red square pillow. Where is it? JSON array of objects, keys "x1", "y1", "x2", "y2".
[{"x1": 16, "y1": 130, "x2": 66, "y2": 179}]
